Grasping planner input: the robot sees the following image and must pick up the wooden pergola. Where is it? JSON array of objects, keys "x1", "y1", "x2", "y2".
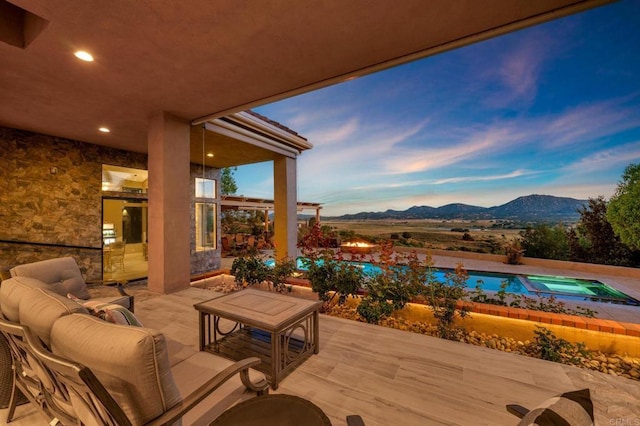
[{"x1": 220, "y1": 195, "x2": 321, "y2": 231}]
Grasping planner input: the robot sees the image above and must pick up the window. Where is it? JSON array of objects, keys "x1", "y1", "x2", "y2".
[
  {"x1": 102, "y1": 165, "x2": 148, "y2": 193},
  {"x1": 195, "y1": 178, "x2": 215, "y2": 198},
  {"x1": 196, "y1": 203, "x2": 215, "y2": 250},
  {"x1": 195, "y1": 177, "x2": 217, "y2": 251}
]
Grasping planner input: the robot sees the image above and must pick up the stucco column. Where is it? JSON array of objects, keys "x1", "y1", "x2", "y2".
[
  {"x1": 273, "y1": 156, "x2": 297, "y2": 261},
  {"x1": 147, "y1": 112, "x2": 191, "y2": 293}
]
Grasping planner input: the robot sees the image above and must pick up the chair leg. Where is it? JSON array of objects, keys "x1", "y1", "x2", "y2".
[
  {"x1": 506, "y1": 404, "x2": 529, "y2": 418},
  {"x1": 346, "y1": 414, "x2": 365, "y2": 426}
]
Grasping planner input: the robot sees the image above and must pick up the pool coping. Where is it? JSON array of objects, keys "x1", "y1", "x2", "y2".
[{"x1": 454, "y1": 300, "x2": 640, "y2": 338}]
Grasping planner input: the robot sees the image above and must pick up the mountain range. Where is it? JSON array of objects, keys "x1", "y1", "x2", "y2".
[{"x1": 329, "y1": 194, "x2": 589, "y2": 222}]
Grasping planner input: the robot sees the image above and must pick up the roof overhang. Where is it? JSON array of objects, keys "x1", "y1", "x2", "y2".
[
  {"x1": 190, "y1": 110, "x2": 312, "y2": 168},
  {"x1": 0, "y1": 0, "x2": 615, "y2": 155}
]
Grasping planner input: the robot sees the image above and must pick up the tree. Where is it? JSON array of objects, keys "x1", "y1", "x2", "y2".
[
  {"x1": 519, "y1": 224, "x2": 569, "y2": 260},
  {"x1": 220, "y1": 167, "x2": 237, "y2": 195},
  {"x1": 220, "y1": 167, "x2": 240, "y2": 234},
  {"x1": 568, "y1": 197, "x2": 635, "y2": 266},
  {"x1": 607, "y1": 163, "x2": 640, "y2": 251}
]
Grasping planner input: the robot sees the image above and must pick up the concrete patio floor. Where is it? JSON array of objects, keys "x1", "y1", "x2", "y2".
[
  {"x1": 4, "y1": 285, "x2": 639, "y2": 425},
  {"x1": 3, "y1": 252, "x2": 639, "y2": 425}
]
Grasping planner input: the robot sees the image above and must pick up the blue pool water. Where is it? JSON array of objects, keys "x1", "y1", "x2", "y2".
[{"x1": 265, "y1": 258, "x2": 639, "y2": 305}]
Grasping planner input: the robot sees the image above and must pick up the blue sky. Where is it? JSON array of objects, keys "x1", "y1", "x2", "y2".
[{"x1": 237, "y1": 0, "x2": 640, "y2": 216}]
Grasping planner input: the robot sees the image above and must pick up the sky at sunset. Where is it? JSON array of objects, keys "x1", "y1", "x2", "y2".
[{"x1": 236, "y1": 0, "x2": 640, "y2": 216}]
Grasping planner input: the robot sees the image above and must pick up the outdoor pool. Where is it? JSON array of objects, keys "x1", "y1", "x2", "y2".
[{"x1": 265, "y1": 258, "x2": 639, "y2": 306}]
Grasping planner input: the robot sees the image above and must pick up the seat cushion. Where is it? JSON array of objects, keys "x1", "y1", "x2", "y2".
[
  {"x1": 0, "y1": 276, "x2": 48, "y2": 322},
  {"x1": 51, "y1": 314, "x2": 182, "y2": 425},
  {"x1": 18, "y1": 288, "x2": 89, "y2": 347},
  {"x1": 90, "y1": 295, "x2": 132, "y2": 311},
  {"x1": 10, "y1": 257, "x2": 91, "y2": 299},
  {"x1": 69, "y1": 296, "x2": 142, "y2": 326}
]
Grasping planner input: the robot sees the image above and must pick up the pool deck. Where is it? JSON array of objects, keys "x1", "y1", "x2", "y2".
[
  {"x1": 3, "y1": 251, "x2": 639, "y2": 425},
  {"x1": 4, "y1": 286, "x2": 639, "y2": 426}
]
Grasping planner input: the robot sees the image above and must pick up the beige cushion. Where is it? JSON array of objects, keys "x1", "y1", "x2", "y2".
[
  {"x1": 11, "y1": 257, "x2": 91, "y2": 299},
  {"x1": 91, "y1": 295, "x2": 132, "y2": 310},
  {"x1": 51, "y1": 314, "x2": 182, "y2": 425},
  {"x1": 0, "y1": 276, "x2": 48, "y2": 321},
  {"x1": 19, "y1": 288, "x2": 89, "y2": 347}
]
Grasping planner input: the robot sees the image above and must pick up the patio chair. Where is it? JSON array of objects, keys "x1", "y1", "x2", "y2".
[
  {"x1": 108, "y1": 240, "x2": 126, "y2": 271},
  {"x1": 506, "y1": 388, "x2": 594, "y2": 425},
  {"x1": 0, "y1": 319, "x2": 50, "y2": 424},
  {"x1": 18, "y1": 313, "x2": 270, "y2": 425},
  {"x1": 9, "y1": 256, "x2": 134, "y2": 312}
]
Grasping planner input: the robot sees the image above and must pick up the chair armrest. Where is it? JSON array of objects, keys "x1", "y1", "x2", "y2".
[
  {"x1": 86, "y1": 279, "x2": 128, "y2": 293},
  {"x1": 147, "y1": 357, "x2": 269, "y2": 426},
  {"x1": 85, "y1": 280, "x2": 134, "y2": 312}
]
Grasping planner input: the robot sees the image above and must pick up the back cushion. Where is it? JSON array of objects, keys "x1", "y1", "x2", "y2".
[
  {"x1": 10, "y1": 257, "x2": 90, "y2": 299},
  {"x1": 19, "y1": 288, "x2": 89, "y2": 347},
  {"x1": 0, "y1": 276, "x2": 48, "y2": 322},
  {"x1": 51, "y1": 314, "x2": 182, "y2": 425}
]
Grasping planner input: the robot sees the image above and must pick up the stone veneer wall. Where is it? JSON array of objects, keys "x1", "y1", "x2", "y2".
[{"x1": 0, "y1": 126, "x2": 222, "y2": 280}]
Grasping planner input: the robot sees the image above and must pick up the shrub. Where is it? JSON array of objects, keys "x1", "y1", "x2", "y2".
[
  {"x1": 302, "y1": 250, "x2": 364, "y2": 308},
  {"x1": 424, "y1": 263, "x2": 470, "y2": 339},
  {"x1": 527, "y1": 326, "x2": 589, "y2": 364},
  {"x1": 358, "y1": 249, "x2": 431, "y2": 324},
  {"x1": 269, "y1": 257, "x2": 297, "y2": 292},
  {"x1": 504, "y1": 239, "x2": 524, "y2": 265},
  {"x1": 231, "y1": 254, "x2": 270, "y2": 287}
]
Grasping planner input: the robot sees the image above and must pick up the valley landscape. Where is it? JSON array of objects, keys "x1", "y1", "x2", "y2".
[{"x1": 317, "y1": 194, "x2": 587, "y2": 253}]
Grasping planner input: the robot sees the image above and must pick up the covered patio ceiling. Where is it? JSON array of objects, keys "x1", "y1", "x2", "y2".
[{"x1": 0, "y1": 0, "x2": 613, "y2": 158}]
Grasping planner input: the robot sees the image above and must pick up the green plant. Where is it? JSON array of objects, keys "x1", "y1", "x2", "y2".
[
  {"x1": 468, "y1": 280, "x2": 514, "y2": 306},
  {"x1": 230, "y1": 254, "x2": 270, "y2": 287},
  {"x1": 607, "y1": 163, "x2": 640, "y2": 251},
  {"x1": 424, "y1": 263, "x2": 470, "y2": 339},
  {"x1": 302, "y1": 250, "x2": 364, "y2": 308},
  {"x1": 269, "y1": 257, "x2": 297, "y2": 292},
  {"x1": 528, "y1": 326, "x2": 589, "y2": 364},
  {"x1": 357, "y1": 245, "x2": 430, "y2": 324},
  {"x1": 468, "y1": 281, "x2": 597, "y2": 317}
]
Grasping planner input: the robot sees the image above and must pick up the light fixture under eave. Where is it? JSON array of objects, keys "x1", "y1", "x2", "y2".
[
  {"x1": 74, "y1": 50, "x2": 94, "y2": 62},
  {"x1": 98, "y1": 127, "x2": 110, "y2": 133},
  {"x1": 206, "y1": 152, "x2": 214, "y2": 158}
]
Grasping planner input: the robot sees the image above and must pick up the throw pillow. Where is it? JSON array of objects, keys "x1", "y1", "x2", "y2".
[
  {"x1": 68, "y1": 294, "x2": 143, "y2": 327},
  {"x1": 517, "y1": 388, "x2": 594, "y2": 426}
]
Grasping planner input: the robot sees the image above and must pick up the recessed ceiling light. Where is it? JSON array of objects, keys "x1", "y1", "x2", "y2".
[
  {"x1": 74, "y1": 51, "x2": 94, "y2": 62},
  {"x1": 207, "y1": 152, "x2": 214, "y2": 157},
  {"x1": 98, "y1": 127, "x2": 110, "y2": 133}
]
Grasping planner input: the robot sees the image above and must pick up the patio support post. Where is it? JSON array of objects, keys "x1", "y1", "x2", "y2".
[
  {"x1": 147, "y1": 112, "x2": 191, "y2": 293},
  {"x1": 273, "y1": 156, "x2": 297, "y2": 261}
]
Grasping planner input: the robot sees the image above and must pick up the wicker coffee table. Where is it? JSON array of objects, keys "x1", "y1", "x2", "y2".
[{"x1": 194, "y1": 289, "x2": 322, "y2": 389}]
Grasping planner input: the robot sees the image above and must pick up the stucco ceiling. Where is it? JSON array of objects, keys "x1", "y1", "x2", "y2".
[{"x1": 0, "y1": 0, "x2": 613, "y2": 158}]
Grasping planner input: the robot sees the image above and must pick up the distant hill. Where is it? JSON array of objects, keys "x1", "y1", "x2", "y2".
[{"x1": 329, "y1": 194, "x2": 588, "y2": 222}]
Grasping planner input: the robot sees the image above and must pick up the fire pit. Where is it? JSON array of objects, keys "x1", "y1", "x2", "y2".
[{"x1": 339, "y1": 241, "x2": 379, "y2": 255}]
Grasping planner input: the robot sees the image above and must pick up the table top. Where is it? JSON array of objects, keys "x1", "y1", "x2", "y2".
[
  {"x1": 209, "y1": 394, "x2": 331, "y2": 426},
  {"x1": 194, "y1": 289, "x2": 322, "y2": 332}
]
